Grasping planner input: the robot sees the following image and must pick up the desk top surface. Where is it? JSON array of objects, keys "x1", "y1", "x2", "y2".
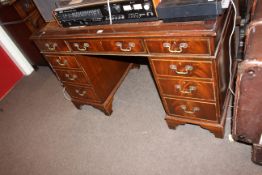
[{"x1": 32, "y1": 11, "x2": 229, "y2": 39}]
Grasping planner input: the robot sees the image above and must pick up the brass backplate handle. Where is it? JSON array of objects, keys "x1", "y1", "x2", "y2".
[
  {"x1": 73, "y1": 43, "x2": 90, "y2": 51},
  {"x1": 180, "y1": 105, "x2": 200, "y2": 114},
  {"x1": 45, "y1": 43, "x2": 58, "y2": 51},
  {"x1": 56, "y1": 58, "x2": 68, "y2": 66},
  {"x1": 75, "y1": 89, "x2": 87, "y2": 96},
  {"x1": 175, "y1": 85, "x2": 197, "y2": 94},
  {"x1": 163, "y1": 42, "x2": 188, "y2": 53},
  {"x1": 169, "y1": 64, "x2": 193, "y2": 75},
  {"x1": 115, "y1": 42, "x2": 135, "y2": 52},
  {"x1": 65, "y1": 73, "x2": 78, "y2": 81}
]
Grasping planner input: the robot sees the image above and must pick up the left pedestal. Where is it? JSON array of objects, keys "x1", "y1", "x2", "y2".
[{"x1": 43, "y1": 54, "x2": 131, "y2": 115}]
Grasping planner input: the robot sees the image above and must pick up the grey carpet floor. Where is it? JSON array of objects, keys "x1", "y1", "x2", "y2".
[{"x1": 0, "y1": 66, "x2": 261, "y2": 175}]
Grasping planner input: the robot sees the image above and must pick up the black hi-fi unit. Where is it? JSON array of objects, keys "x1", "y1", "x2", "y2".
[
  {"x1": 157, "y1": 0, "x2": 223, "y2": 22},
  {"x1": 53, "y1": 0, "x2": 160, "y2": 27}
]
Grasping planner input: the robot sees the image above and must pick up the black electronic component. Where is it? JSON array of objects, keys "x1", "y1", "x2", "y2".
[
  {"x1": 54, "y1": 0, "x2": 159, "y2": 27},
  {"x1": 156, "y1": 0, "x2": 223, "y2": 22}
]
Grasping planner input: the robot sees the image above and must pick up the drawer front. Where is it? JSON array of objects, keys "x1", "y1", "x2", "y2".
[
  {"x1": 54, "y1": 70, "x2": 90, "y2": 84},
  {"x1": 45, "y1": 56, "x2": 80, "y2": 69},
  {"x1": 158, "y1": 79, "x2": 215, "y2": 101},
  {"x1": 165, "y1": 98, "x2": 217, "y2": 121},
  {"x1": 151, "y1": 59, "x2": 213, "y2": 79},
  {"x1": 34, "y1": 40, "x2": 69, "y2": 52},
  {"x1": 101, "y1": 39, "x2": 146, "y2": 53},
  {"x1": 67, "y1": 39, "x2": 104, "y2": 52},
  {"x1": 64, "y1": 84, "x2": 99, "y2": 102},
  {"x1": 145, "y1": 37, "x2": 211, "y2": 55}
]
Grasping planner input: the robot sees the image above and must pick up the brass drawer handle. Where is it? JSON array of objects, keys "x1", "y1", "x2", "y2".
[
  {"x1": 73, "y1": 43, "x2": 89, "y2": 51},
  {"x1": 170, "y1": 65, "x2": 193, "y2": 75},
  {"x1": 45, "y1": 43, "x2": 58, "y2": 51},
  {"x1": 115, "y1": 42, "x2": 135, "y2": 52},
  {"x1": 180, "y1": 105, "x2": 200, "y2": 114},
  {"x1": 163, "y1": 42, "x2": 188, "y2": 53},
  {"x1": 175, "y1": 85, "x2": 197, "y2": 94},
  {"x1": 56, "y1": 58, "x2": 68, "y2": 66},
  {"x1": 75, "y1": 89, "x2": 87, "y2": 96},
  {"x1": 65, "y1": 73, "x2": 78, "y2": 81}
]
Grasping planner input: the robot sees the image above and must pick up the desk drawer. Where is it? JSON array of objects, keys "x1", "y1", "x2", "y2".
[
  {"x1": 45, "y1": 55, "x2": 80, "y2": 69},
  {"x1": 151, "y1": 59, "x2": 213, "y2": 79},
  {"x1": 64, "y1": 84, "x2": 99, "y2": 102},
  {"x1": 165, "y1": 98, "x2": 217, "y2": 121},
  {"x1": 145, "y1": 37, "x2": 211, "y2": 55},
  {"x1": 35, "y1": 40, "x2": 69, "y2": 52},
  {"x1": 158, "y1": 79, "x2": 215, "y2": 101},
  {"x1": 101, "y1": 38, "x2": 146, "y2": 54},
  {"x1": 67, "y1": 39, "x2": 103, "y2": 52},
  {"x1": 54, "y1": 69, "x2": 90, "y2": 85}
]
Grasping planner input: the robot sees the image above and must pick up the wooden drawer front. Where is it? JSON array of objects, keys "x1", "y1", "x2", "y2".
[
  {"x1": 45, "y1": 56, "x2": 80, "y2": 69},
  {"x1": 101, "y1": 39, "x2": 146, "y2": 53},
  {"x1": 165, "y1": 98, "x2": 217, "y2": 121},
  {"x1": 145, "y1": 38, "x2": 211, "y2": 55},
  {"x1": 34, "y1": 40, "x2": 69, "y2": 52},
  {"x1": 65, "y1": 85, "x2": 99, "y2": 102},
  {"x1": 151, "y1": 59, "x2": 213, "y2": 79},
  {"x1": 54, "y1": 70, "x2": 90, "y2": 85},
  {"x1": 67, "y1": 39, "x2": 103, "y2": 52},
  {"x1": 158, "y1": 79, "x2": 215, "y2": 101}
]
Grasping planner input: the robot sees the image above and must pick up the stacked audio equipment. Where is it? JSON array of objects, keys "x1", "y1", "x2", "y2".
[{"x1": 53, "y1": 0, "x2": 160, "y2": 27}]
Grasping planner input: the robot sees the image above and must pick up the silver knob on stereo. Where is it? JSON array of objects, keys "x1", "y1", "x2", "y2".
[
  {"x1": 143, "y1": 3, "x2": 150, "y2": 10},
  {"x1": 113, "y1": 4, "x2": 121, "y2": 13}
]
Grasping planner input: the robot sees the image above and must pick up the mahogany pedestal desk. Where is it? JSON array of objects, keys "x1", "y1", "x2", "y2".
[{"x1": 32, "y1": 8, "x2": 233, "y2": 138}]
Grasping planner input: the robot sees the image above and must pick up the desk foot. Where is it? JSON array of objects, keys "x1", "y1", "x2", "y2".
[
  {"x1": 201, "y1": 125, "x2": 224, "y2": 138},
  {"x1": 72, "y1": 101, "x2": 83, "y2": 110},
  {"x1": 71, "y1": 98, "x2": 113, "y2": 116},
  {"x1": 165, "y1": 115, "x2": 225, "y2": 139},
  {"x1": 94, "y1": 98, "x2": 113, "y2": 116},
  {"x1": 165, "y1": 118, "x2": 186, "y2": 130}
]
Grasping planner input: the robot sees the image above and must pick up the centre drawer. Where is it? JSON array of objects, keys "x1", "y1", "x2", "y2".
[
  {"x1": 158, "y1": 78, "x2": 215, "y2": 101},
  {"x1": 54, "y1": 69, "x2": 90, "y2": 85},
  {"x1": 101, "y1": 38, "x2": 146, "y2": 54},
  {"x1": 164, "y1": 98, "x2": 217, "y2": 122},
  {"x1": 150, "y1": 59, "x2": 213, "y2": 79},
  {"x1": 67, "y1": 39, "x2": 104, "y2": 52}
]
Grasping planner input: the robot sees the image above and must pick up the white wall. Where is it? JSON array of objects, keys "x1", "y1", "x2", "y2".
[{"x1": 0, "y1": 26, "x2": 34, "y2": 76}]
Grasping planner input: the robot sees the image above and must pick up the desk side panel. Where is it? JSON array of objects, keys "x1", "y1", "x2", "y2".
[{"x1": 76, "y1": 55, "x2": 131, "y2": 102}]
